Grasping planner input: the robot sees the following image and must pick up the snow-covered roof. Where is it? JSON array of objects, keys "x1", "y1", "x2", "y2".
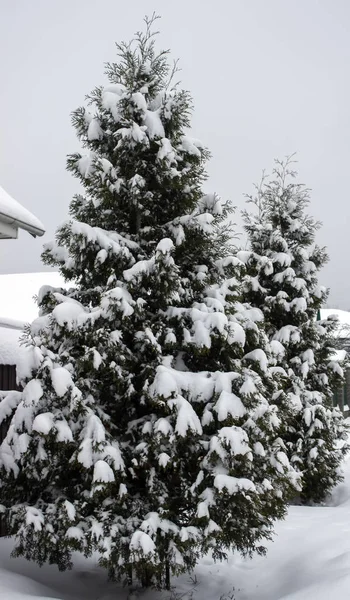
[
  {"x1": 320, "y1": 309, "x2": 350, "y2": 328},
  {"x1": 0, "y1": 185, "x2": 45, "y2": 238},
  {"x1": 0, "y1": 272, "x2": 66, "y2": 323},
  {"x1": 0, "y1": 272, "x2": 67, "y2": 369},
  {"x1": 0, "y1": 327, "x2": 22, "y2": 366}
]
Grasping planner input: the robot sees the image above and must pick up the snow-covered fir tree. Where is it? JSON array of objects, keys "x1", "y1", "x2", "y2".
[
  {"x1": 242, "y1": 157, "x2": 349, "y2": 504},
  {"x1": 0, "y1": 19, "x2": 297, "y2": 589}
]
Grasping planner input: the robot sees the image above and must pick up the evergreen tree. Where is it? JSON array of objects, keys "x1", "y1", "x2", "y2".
[
  {"x1": 242, "y1": 157, "x2": 349, "y2": 503},
  {"x1": 0, "y1": 18, "x2": 297, "y2": 589}
]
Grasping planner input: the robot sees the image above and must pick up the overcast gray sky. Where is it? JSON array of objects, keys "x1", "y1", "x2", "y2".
[{"x1": 0, "y1": 0, "x2": 349, "y2": 307}]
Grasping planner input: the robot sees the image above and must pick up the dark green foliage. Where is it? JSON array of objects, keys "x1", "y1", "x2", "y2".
[{"x1": 242, "y1": 157, "x2": 349, "y2": 503}]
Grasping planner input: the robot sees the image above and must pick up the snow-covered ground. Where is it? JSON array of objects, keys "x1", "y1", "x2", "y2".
[{"x1": 1, "y1": 455, "x2": 350, "y2": 600}]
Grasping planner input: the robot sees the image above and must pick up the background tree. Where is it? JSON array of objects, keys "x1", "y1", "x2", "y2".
[
  {"x1": 0, "y1": 18, "x2": 297, "y2": 590},
  {"x1": 242, "y1": 157, "x2": 349, "y2": 503}
]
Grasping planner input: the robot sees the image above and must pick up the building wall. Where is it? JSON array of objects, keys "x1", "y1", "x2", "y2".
[
  {"x1": 0, "y1": 364, "x2": 18, "y2": 444},
  {"x1": 0, "y1": 364, "x2": 20, "y2": 537}
]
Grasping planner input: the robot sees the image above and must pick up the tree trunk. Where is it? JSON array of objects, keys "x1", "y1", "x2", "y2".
[
  {"x1": 135, "y1": 209, "x2": 141, "y2": 235},
  {"x1": 165, "y1": 559, "x2": 170, "y2": 590},
  {"x1": 126, "y1": 564, "x2": 133, "y2": 586},
  {"x1": 130, "y1": 203, "x2": 141, "y2": 236},
  {"x1": 141, "y1": 566, "x2": 152, "y2": 589}
]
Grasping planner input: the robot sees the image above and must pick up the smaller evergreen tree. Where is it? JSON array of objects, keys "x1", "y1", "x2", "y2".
[{"x1": 242, "y1": 157, "x2": 349, "y2": 503}]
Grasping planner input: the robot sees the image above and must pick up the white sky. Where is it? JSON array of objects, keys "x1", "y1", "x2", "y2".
[{"x1": 1, "y1": 0, "x2": 350, "y2": 307}]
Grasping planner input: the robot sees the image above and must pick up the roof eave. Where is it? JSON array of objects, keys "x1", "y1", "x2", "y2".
[{"x1": 0, "y1": 211, "x2": 45, "y2": 238}]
